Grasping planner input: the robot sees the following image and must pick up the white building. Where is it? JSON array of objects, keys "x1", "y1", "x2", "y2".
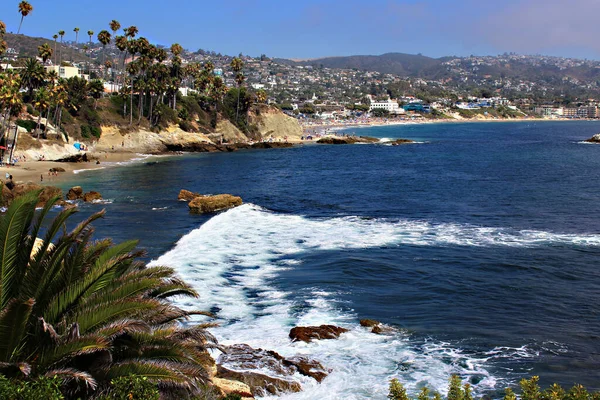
[
  {"x1": 44, "y1": 65, "x2": 89, "y2": 80},
  {"x1": 369, "y1": 98, "x2": 402, "y2": 114}
]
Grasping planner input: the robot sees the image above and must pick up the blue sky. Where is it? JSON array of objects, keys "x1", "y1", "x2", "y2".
[{"x1": 1, "y1": 0, "x2": 599, "y2": 60}]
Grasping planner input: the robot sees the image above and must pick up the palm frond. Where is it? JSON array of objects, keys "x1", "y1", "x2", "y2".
[
  {"x1": 0, "y1": 192, "x2": 39, "y2": 309},
  {"x1": 0, "y1": 298, "x2": 34, "y2": 362},
  {"x1": 45, "y1": 368, "x2": 97, "y2": 390},
  {"x1": 93, "y1": 319, "x2": 150, "y2": 339}
]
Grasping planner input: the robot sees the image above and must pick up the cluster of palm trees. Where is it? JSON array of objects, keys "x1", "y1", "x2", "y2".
[{"x1": 0, "y1": 192, "x2": 218, "y2": 397}]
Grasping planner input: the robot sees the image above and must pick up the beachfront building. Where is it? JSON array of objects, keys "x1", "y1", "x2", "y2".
[
  {"x1": 534, "y1": 106, "x2": 564, "y2": 117},
  {"x1": 44, "y1": 65, "x2": 89, "y2": 80},
  {"x1": 369, "y1": 97, "x2": 403, "y2": 114}
]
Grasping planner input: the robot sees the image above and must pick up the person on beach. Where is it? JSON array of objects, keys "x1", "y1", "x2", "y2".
[{"x1": 40, "y1": 174, "x2": 43, "y2": 182}]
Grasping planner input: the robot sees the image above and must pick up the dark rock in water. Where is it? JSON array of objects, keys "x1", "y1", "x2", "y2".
[
  {"x1": 371, "y1": 325, "x2": 384, "y2": 334},
  {"x1": 283, "y1": 356, "x2": 329, "y2": 383},
  {"x1": 67, "y1": 186, "x2": 84, "y2": 200},
  {"x1": 289, "y1": 325, "x2": 349, "y2": 343},
  {"x1": 251, "y1": 142, "x2": 294, "y2": 149},
  {"x1": 389, "y1": 138, "x2": 415, "y2": 145},
  {"x1": 218, "y1": 344, "x2": 329, "y2": 383},
  {"x1": 216, "y1": 365, "x2": 301, "y2": 396},
  {"x1": 188, "y1": 194, "x2": 242, "y2": 214},
  {"x1": 83, "y1": 191, "x2": 102, "y2": 202},
  {"x1": 178, "y1": 189, "x2": 200, "y2": 202},
  {"x1": 317, "y1": 136, "x2": 379, "y2": 145},
  {"x1": 585, "y1": 134, "x2": 600, "y2": 143},
  {"x1": 360, "y1": 319, "x2": 381, "y2": 328},
  {"x1": 56, "y1": 153, "x2": 89, "y2": 163},
  {"x1": 219, "y1": 344, "x2": 295, "y2": 377}
]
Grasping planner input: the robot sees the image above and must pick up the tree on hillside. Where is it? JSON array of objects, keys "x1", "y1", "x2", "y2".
[
  {"x1": 33, "y1": 86, "x2": 49, "y2": 137},
  {"x1": 72, "y1": 27, "x2": 80, "y2": 62},
  {"x1": 97, "y1": 30, "x2": 111, "y2": 78},
  {"x1": 52, "y1": 34, "x2": 58, "y2": 64},
  {"x1": 17, "y1": 1, "x2": 33, "y2": 35},
  {"x1": 1, "y1": 21, "x2": 8, "y2": 57},
  {"x1": 230, "y1": 57, "x2": 244, "y2": 124},
  {"x1": 58, "y1": 30, "x2": 65, "y2": 64},
  {"x1": 88, "y1": 79, "x2": 104, "y2": 109},
  {"x1": 20, "y1": 58, "x2": 46, "y2": 98},
  {"x1": 0, "y1": 192, "x2": 218, "y2": 398},
  {"x1": 87, "y1": 30, "x2": 94, "y2": 44},
  {"x1": 37, "y1": 43, "x2": 52, "y2": 64}
]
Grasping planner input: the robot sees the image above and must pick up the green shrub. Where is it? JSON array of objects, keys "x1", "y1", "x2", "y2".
[
  {"x1": 80, "y1": 125, "x2": 90, "y2": 138},
  {"x1": 90, "y1": 125, "x2": 102, "y2": 138},
  {"x1": 179, "y1": 120, "x2": 196, "y2": 132},
  {"x1": 389, "y1": 376, "x2": 599, "y2": 400},
  {"x1": 153, "y1": 103, "x2": 178, "y2": 129},
  {"x1": 97, "y1": 375, "x2": 160, "y2": 400},
  {"x1": 16, "y1": 119, "x2": 37, "y2": 132},
  {"x1": 26, "y1": 104, "x2": 35, "y2": 115},
  {"x1": 0, "y1": 375, "x2": 64, "y2": 400}
]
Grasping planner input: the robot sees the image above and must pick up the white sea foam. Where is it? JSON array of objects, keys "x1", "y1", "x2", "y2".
[{"x1": 149, "y1": 205, "x2": 593, "y2": 399}]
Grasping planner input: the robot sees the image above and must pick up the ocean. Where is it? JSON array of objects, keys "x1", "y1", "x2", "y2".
[{"x1": 59, "y1": 121, "x2": 600, "y2": 399}]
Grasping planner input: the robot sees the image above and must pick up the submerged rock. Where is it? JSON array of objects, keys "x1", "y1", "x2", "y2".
[
  {"x1": 188, "y1": 194, "x2": 242, "y2": 214},
  {"x1": 289, "y1": 325, "x2": 349, "y2": 343}
]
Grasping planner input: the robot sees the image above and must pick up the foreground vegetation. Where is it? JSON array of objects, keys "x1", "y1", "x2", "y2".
[
  {"x1": 389, "y1": 376, "x2": 600, "y2": 400},
  {"x1": 0, "y1": 191, "x2": 220, "y2": 398}
]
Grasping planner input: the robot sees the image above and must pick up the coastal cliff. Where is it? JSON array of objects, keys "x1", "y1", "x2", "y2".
[{"x1": 12, "y1": 105, "x2": 303, "y2": 161}]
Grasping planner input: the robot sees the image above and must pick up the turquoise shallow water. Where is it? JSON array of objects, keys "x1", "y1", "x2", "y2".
[{"x1": 59, "y1": 121, "x2": 600, "y2": 398}]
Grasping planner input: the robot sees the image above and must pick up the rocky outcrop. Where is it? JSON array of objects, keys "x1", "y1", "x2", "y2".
[
  {"x1": 188, "y1": 194, "x2": 242, "y2": 214},
  {"x1": 388, "y1": 138, "x2": 416, "y2": 145},
  {"x1": 215, "y1": 119, "x2": 250, "y2": 143},
  {"x1": 67, "y1": 186, "x2": 84, "y2": 200},
  {"x1": 211, "y1": 377, "x2": 254, "y2": 399},
  {"x1": 251, "y1": 105, "x2": 304, "y2": 142},
  {"x1": 289, "y1": 325, "x2": 349, "y2": 343},
  {"x1": 217, "y1": 366, "x2": 301, "y2": 397},
  {"x1": 178, "y1": 189, "x2": 200, "y2": 202},
  {"x1": 55, "y1": 153, "x2": 89, "y2": 163},
  {"x1": 585, "y1": 133, "x2": 600, "y2": 143},
  {"x1": 317, "y1": 136, "x2": 380, "y2": 145},
  {"x1": 216, "y1": 344, "x2": 329, "y2": 396},
  {"x1": 83, "y1": 191, "x2": 102, "y2": 202},
  {"x1": 1, "y1": 183, "x2": 64, "y2": 208},
  {"x1": 49, "y1": 167, "x2": 66, "y2": 172},
  {"x1": 360, "y1": 319, "x2": 393, "y2": 334}
]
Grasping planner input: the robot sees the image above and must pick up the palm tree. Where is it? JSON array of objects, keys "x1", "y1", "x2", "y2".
[
  {"x1": 0, "y1": 21, "x2": 6, "y2": 57},
  {"x1": 97, "y1": 30, "x2": 111, "y2": 79},
  {"x1": 17, "y1": 1, "x2": 33, "y2": 35},
  {"x1": 20, "y1": 58, "x2": 46, "y2": 98},
  {"x1": 52, "y1": 34, "x2": 58, "y2": 64},
  {"x1": 58, "y1": 30, "x2": 65, "y2": 65},
  {"x1": 109, "y1": 20, "x2": 121, "y2": 37},
  {"x1": 37, "y1": 43, "x2": 52, "y2": 64},
  {"x1": 87, "y1": 79, "x2": 104, "y2": 109},
  {"x1": 0, "y1": 192, "x2": 217, "y2": 398},
  {"x1": 230, "y1": 57, "x2": 244, "y2": 124},
  {"x1": 72, "y1": 27, "x2": 80, "y2": 62},
  {"x1": 87, "y1": 30, "x2": 94, "y2": 44},
  {"x1": 33, "y1": 87, "x2": 48, "y2": 137}
]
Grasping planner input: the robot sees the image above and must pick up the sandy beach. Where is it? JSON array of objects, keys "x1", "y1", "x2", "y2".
[{"x1": 0, "y1": 151, "x2": 145, "y2": 185}]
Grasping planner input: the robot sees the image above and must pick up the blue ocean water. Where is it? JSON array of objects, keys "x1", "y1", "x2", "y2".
[{"x1": 60, "y1": 121, "x2": 600, "y2": 398}]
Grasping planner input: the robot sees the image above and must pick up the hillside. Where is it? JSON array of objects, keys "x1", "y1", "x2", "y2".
[
  {"x1": 4, "y1": 33, "x2": 93, "y2": 64},
  {"x1": 276, "y1": 52, "x2": 445, "y2": 76}
]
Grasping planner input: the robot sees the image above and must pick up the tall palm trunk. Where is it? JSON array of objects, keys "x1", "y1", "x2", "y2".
[
  {"x1": 17, "y1": 16, "x2": 24, "y2": 34},
  {"x1": 9, "y1": 124, "x2": 18, "y2": 164},
  {"x1": 236, "y1": 85, "x2": 241, "y2": 124},
  {"x1": 129, "y1": 78, "x2": 133, "y2": 125}
]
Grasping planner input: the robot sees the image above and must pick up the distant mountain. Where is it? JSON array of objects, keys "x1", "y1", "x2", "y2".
[
  {"x1": 275, "y1": 52, "x2": 446, "y2": 77},
  {"x1": 4, "y1": 33, "x2": 93, "y2": 64}
]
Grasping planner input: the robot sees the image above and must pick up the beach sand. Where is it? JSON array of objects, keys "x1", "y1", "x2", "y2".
[{"x1": 0, "y1": 152, "x2": 143, "y2": 185}]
